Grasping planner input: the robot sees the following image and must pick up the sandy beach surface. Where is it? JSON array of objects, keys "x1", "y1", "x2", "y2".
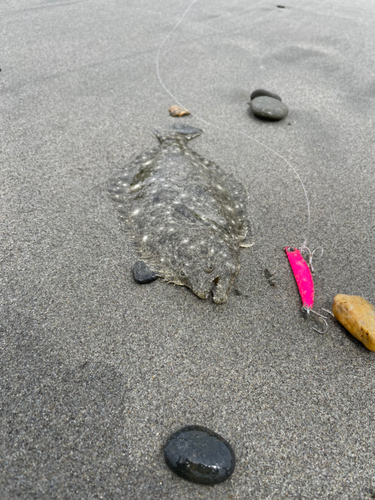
[{"x1": 1, "y1": 0, "x2": 375, "y2": 498}]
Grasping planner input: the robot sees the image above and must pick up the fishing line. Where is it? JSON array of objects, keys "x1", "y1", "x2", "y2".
[{"x1": 156, "y1": 0, "x2": 311, "y2": 250}]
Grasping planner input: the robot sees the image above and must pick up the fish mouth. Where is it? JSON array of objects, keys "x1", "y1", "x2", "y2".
[
  {"x1": 189, "y1": 276, "x2": 229, "y2": 303},
  {"x1": 193, "y1": 289, "x2": 211, "y2": 300},
  {"x1": 210, "y1": 276, "x2": 228, "y2": 304}
]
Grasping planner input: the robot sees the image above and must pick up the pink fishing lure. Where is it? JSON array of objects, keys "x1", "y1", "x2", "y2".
[{"x1": 285, "y1": 246, "x2": 314, "y2": 311}]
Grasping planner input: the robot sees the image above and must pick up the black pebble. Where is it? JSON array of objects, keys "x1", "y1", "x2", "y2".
[
  {"x1": 132, "y1": 260, "x2": 158, "y2": 284},
  {"x1": 250, "y1": 96, "x2": 289, "y2": 121},
  {"x1": 250, "y1": 89, "x2": 282, "y2": 102},
  {"x1": 163, "y1": 425, "x2": 235, "y2": 485}
]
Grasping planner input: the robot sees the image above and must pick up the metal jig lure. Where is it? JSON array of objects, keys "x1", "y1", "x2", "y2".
[{"x1": 285, "y1": 246, "x2": 332, "y2": 334}]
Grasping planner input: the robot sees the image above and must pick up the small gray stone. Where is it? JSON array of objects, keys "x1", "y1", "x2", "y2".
[
  {"x1": 132, "y1": 260, "x2": 158, "y2": 284},
  {"x1": 250, "y1": 96, "x2": 289, "y2": 121},
  {"x1": 250, "y1": 88, "x2": 282, "y2": 101},
  {"x1": 163, "y1": 425, "x2": 235, "y2": 485}
]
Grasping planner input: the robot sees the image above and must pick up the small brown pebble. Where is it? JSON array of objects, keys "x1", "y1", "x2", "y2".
[
  {"x1": 169, "y1": 105, "x2": 190, "y2": 117},
  {"x1": 332, "y1": 294, "x2": 375, "y2": 351}
]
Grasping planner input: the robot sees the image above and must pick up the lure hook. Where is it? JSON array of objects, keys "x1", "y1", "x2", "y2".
[
  {"x1": 300, "y1": 245, "x2": 323, "y2": 273},
  {"x1": 303, "y1": 306, "x2": 333, "y2": 334}
]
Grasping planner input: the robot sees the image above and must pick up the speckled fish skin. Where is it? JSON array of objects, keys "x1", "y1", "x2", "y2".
[{"x1": 108, "y1": 125, "x2": 248, "y2": 304}]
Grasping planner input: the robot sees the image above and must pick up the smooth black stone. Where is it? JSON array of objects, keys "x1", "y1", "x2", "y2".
[
  {"x1": 250, "y1": 88, "x2": 282, "y2": 102},
  {"x1": 250, "y1": 96, "x2": 289, "y2": 121},
  {"x1": 163, "y1": 425, "x2": 235, "y2": 485},
  {"x1": 132, "y1": 260, "x2": 158, "y2": 284}
]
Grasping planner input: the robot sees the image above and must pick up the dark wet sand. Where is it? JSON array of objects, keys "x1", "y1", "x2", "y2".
[{"x1": 1, "y1": 0, "x2": 375, "y2": 498}]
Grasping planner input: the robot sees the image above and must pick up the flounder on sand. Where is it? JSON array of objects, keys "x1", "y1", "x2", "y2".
[{"x1": 108, "y1": 124, "x2": 249, "y2": 304}]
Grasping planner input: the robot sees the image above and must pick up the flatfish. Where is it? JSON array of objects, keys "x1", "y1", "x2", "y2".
[{"x1": 108, "y1": 124, "x2": 249, "y2": 304}]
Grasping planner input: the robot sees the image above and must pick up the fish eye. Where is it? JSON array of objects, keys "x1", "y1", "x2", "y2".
[
  {"x1": 204, "y1": 263, "x2": 214, "y2": 274},
  {"x1": 179, "y1": 270, "x2": 187, "y2": 278}
]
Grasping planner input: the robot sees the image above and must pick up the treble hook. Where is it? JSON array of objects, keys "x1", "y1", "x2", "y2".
[
  {"x1": 300, "y1": 246, "x2": 324, "y2": 274},
  {"x1": 303, "y1": 306, "x2": 334, "y2": 334}
]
